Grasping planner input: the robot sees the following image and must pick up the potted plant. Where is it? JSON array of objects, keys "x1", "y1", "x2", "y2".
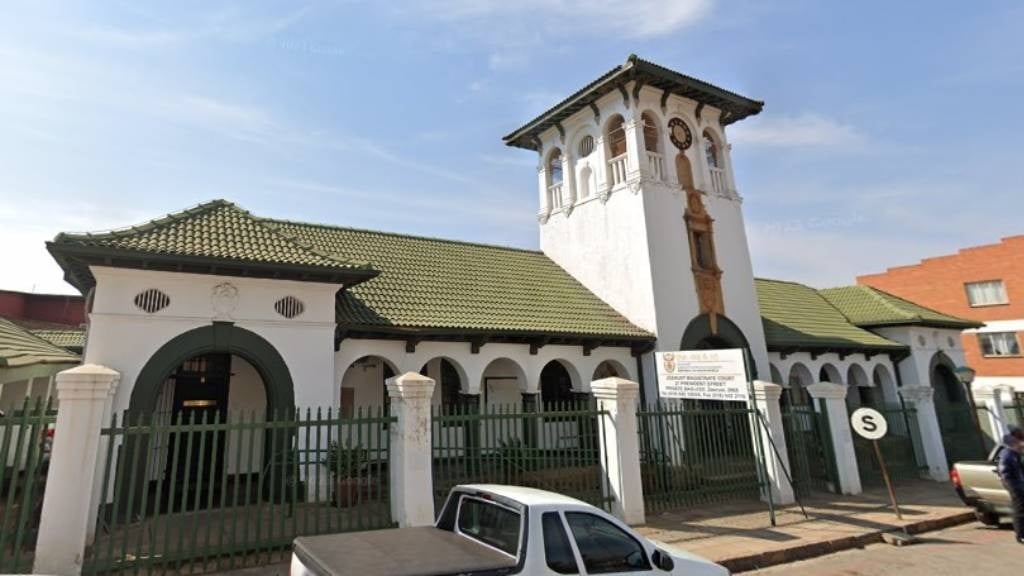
[{"x1": 323, "y1": 441, "x2": 368, "y2": 508}]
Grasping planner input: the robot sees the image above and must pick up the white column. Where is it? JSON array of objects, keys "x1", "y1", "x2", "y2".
[
  {"x1": 623, "y1": 116, "x2": 644, "y2": 182},
  {"x1": 750, "y1": 381, "x2": 795, "y2": 505},
  {"x1": 387, "y1": 371, "x2": 436, "y2": 527},
  {"x1": 807, "y1": 382, "x2": 862, "y2": 495},
  {"x1": 562, "y1": 150, "x2": 576, "y2": 210},
  {"x1": 34, "y1": 364, "x2": 119, "y2": 576},
  {"x1": 974, "y1": 384, "x2": 1009, "y2": 446},
  {"x1": 591, "y1": 377, "x2": 645, "y2": 525},
  {"x1": 537, "y1": 161, "x2": 550, "y2": 222},
  {"x1": 899, "y1": 385, "x2": 951, "y2": 481}
]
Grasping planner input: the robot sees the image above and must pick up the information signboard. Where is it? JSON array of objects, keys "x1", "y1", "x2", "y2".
[{"x1": 655, "y1": 349, "x2": 748, "y2": 402}]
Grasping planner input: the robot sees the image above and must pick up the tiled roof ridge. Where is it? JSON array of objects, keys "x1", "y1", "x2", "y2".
[
  {"x1": 54, "y1": 199, "x2": 374, "y2": 271},
  {"x1": 265, "y1": 217, "x2": 545, "y2": 256},
  {"x1": 53, "y1": 199, "x2": 232, "y2": 242},
  {"x1": 0, "y1": 317, "x2": 80, "y2": 366}
]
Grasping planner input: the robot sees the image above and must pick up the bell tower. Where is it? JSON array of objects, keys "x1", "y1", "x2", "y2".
[{"x1": 503, "y1": 55, "x2": 772, "y2": 387}]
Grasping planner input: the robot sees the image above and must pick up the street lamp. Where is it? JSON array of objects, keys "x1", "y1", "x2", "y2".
[{"x1": 954, "y1": 366, "x2": 976, "y2": 387}]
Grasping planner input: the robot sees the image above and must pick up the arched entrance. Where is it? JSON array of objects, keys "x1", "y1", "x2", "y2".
[
  {"x1": 931, "y1": 352, "x2": 986, "y2": 463},
  {"x1": 680, "y1": 313, "x2": 758, "y2": 380},
  {"x1": 126, "y1": 323, "x2": 295, "y2": 513}
]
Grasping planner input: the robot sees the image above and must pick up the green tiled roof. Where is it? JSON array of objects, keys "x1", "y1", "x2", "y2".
[
  {"x1": 270, "y1": 220, "x2": 652, "y2": 340},
  {"x1": 31, "y1": 328, "x2": 86, "y2": 351},
  {"x1": 755, "y1": 279, "x2": 906, "y2": 353},
  {"x1": 819, "y1": 285, "x2": 981, "y2": 329},
  {"x1": 0, "y1": 317, "x2": 80, "y2": 368},
  {"x1": 48, "y1": 200, "x2": 377, "y2": 291},
  {"x1": 47, "y1": 200, "x2": 651, "y2": 342}
]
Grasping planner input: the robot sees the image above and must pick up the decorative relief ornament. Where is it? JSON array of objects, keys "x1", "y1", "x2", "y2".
[
  {"x1": 668, "y1": 117, "x2": 693, "y2": 151},
  {"x1": 212, "y1": 282, "x2": 239, "y2": 320}
]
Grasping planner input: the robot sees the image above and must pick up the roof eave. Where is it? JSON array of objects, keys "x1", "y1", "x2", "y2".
[
  {"x1": 502, "y1": 58, "x2": 764, "y2": 151},
  {"x1": 47, "y1": 242, "x2": 380, "y2": 293}
]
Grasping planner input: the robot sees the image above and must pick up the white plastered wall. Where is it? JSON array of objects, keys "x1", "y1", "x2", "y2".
[
  {"x1": 84, "y1": 266, "x2": 342, "y2": 414},
  {"x1": 535, "y1": 83, "x2": 771, "y2": 404}
]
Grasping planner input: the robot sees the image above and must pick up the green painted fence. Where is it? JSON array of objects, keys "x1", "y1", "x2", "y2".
[
  {"x1": 851, "y1": 404, "x2": 924, "y2": 486},
  {"x1": 431, "y1": 400, "x2": 611, "y2": 511},
  {"x1": 781, "y1": 405, "x2": 835, "y2": 496},
  {"x1": 84, "y1": 407, "x2": 395, "y2": 575},
  {"x1": 0, "y1": 399, "x2": 55, "y2": 574},
  {"x1": 638, "y1": 401, "x2": 765, "y2": 513}
]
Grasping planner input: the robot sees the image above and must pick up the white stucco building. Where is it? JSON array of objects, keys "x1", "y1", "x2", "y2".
[{"x1": 42, "y1": 55, "x2": 984, "y2": 493}]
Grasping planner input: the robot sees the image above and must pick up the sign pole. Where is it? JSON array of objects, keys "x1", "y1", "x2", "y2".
[{"x1": 872, "y1": 439, "x2": 903, "y2": 521}]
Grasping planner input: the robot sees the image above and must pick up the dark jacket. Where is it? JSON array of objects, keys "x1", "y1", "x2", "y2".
[{"x1": 998, "y1": 443, "x2": 1024, "y2": 496}]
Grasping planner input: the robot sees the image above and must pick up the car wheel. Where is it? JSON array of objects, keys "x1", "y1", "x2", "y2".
[{"x1": 975, "y1": 510, "x2": 1000, "y2": 526}]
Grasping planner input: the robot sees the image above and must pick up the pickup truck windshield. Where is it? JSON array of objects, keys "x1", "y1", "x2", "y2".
[{"x1": 457, "y1": 497, "x2": 521, "y2": 557}]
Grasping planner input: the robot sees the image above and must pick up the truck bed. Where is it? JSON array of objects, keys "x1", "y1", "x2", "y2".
[{"x1": 293, "y1": 526, "x2": 518, "y2": 576}]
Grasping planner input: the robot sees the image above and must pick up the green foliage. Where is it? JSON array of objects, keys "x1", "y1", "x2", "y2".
[{"x1": 323, "y1": 441, "x2": 368, "y2": 479}]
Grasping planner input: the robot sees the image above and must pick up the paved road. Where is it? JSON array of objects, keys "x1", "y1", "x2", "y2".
[{"x1": 747, "y1": 522, "x2": 1022, "y2": 575}]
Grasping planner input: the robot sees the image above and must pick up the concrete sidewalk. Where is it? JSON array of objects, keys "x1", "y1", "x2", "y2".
[{"x1": 635, "y1": 480, "x2": 974, "y2": 573}]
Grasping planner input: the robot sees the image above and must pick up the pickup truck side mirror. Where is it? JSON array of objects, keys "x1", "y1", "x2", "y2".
[{"x1": 651, "y1": 549, "x2": 675, "y2": 571}]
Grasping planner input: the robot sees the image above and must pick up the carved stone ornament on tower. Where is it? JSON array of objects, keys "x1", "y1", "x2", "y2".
[
  {"x1": 683, "y1": 189, "x2": 725, "y2": 333},
  {"x1": 212, "y1": 282, "x2": 239, "y2": 321}
]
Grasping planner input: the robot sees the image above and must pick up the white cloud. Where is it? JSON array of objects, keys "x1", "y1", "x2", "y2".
[
  {"x1": 414, "y1": 0, "x2": 713, "y2": 39},
  {"x1": 730, "y1": 114, "x2": 864, "y2": 148}
]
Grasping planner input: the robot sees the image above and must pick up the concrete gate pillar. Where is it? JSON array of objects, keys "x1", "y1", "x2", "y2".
[
  {"x1": 387, "y1": 371, "x2": 436, "y2": 527},
  {"x1": 899, "y1": 385, "x2": 951, "y2": 481},
  {"x1": 807, "y1": 382, "x2": 862, "y2": 495},
  {"x1": 974, "y1": 384, "x2": 1010, "y2": 447},
  {"x1": 750, "y1": 381, "x2": 796, "y2": 505},
  {"x1": 591, "y1": 377, "x2": 645, "y2": 526},
  {"x1": 34, "y1": 365, "x2": 120, "y2": 576}
]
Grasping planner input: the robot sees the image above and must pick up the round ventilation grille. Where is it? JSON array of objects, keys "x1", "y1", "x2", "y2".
[
  {"x1": 134, "y1": 289, "x2": 170, "y2": 314},
  {"x1": 578, "y1": 135, "x2": 595, "y2": 157},
  {"x1": 274, "y1": 296, "x2": 305, "y2": 319}
]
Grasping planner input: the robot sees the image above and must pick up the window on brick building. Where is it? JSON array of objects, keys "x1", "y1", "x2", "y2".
[
  {"x1": 965, "y1": 280, "x2": 1008, "y2": 307},
  {"x1": 979, "y1": 332, "x2": 1021, "y2": 357}
]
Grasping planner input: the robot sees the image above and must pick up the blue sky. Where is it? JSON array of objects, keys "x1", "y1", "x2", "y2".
[{"x1": 2, "y1": 1, "x2": 1022, "y2": 295}]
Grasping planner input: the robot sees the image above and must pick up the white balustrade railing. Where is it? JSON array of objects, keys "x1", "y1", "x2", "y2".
[
  {"x1": 548, "y1": 183, "x2": 564, "y2": 210},
  {"x1": 647, "y1": 152, "x2": 665, "y2": 182},
  {"x1": 710, "y1": 167, "x2": 727, "y2": 194},
  {"x1": 608, "y1": 154, "x2": 629, "y2": 187}
]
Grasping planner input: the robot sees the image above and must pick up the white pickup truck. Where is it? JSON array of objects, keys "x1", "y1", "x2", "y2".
[{"x1": 291, "y1": 484, "x2": 728, "y2": 576}]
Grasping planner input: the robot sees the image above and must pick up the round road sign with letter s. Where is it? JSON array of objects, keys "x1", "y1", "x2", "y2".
[{"x1": 850, "y1": 407, "x2": 888, "y2": 440}]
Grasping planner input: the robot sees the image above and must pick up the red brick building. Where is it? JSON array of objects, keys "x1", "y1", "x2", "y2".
[{"x1": 858, "y1": 235, "x2": 1024, "y2": 391}]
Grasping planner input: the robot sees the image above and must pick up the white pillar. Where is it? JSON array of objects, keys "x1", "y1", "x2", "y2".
[
  {"x1": 899, "y1": 385, "x2": 951, "y2": 481},
  {"x1": 387, "y1": 371, "x2": 436, "y2": 527},
  {"x1": 750, "y1": 381, "x2": 796, "y2": 505},
  {"x1": 591, "y1": 377, "x2": 645, "y2": 525},
  {"x1": 34, "y1": 364, "x2": 119, "y2": 576},
  {"x1": 623, "y1": 116, "x2": 644, "y2": 182},
  {"x1": 974, "y1": 384, "x2": 1009, "y2": 446},
  {"x1": 807, "y1": 382, "x2": 862, "y2": 495}
]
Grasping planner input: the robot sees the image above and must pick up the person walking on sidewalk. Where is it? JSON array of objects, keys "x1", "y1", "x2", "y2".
[{"x1": 997, "y1": 427, "x2": 1024, "y2": 544}]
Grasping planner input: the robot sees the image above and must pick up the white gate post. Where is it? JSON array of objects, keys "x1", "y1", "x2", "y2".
[
  {"x1": 750, "y1": 381, "x2": 796, "y2": 505},
  {"x1": 899, "y1": 385, "x2": 951, "y2": 481},
  {"x1": 807, "y1": 382, "x2": 862, "y2": 495},
  {"x1": 591, "y1": 377, "x2": 645, "y2": 526},
  {"x1": 34, "y1": 364, "x2": 119, "y2": 576},
  {"x1": 973, "y1": 384, "x2": 1009, "y2": 447},
  {"x1": 387, "y1": 371, "x2": 436, "y2": 527}
]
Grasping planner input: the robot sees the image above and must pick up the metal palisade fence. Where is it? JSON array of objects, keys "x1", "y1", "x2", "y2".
[
  {"x1": 431, "y1": 400, "x2": 611, "y2": 511},
  {"x1": 850, "y1": 404, "x2": 924, "y2": 486},
  {"x1": 637, "y1": 400, "x2": 765, "y2": 513},
  {"x1": 0, "y1": 399, "x2": 55, "y2": 574},
  {"x1": 84, "y1": 407, "x2": 395, "y2": 575}
]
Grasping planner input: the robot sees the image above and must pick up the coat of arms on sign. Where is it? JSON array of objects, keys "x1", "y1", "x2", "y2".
[
  {"x1": 662, "y1": 353, "x2": 676, "y2": 374},
  {"x1": 212, "y1": 283, "x2": 239, "y2": 320}
]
